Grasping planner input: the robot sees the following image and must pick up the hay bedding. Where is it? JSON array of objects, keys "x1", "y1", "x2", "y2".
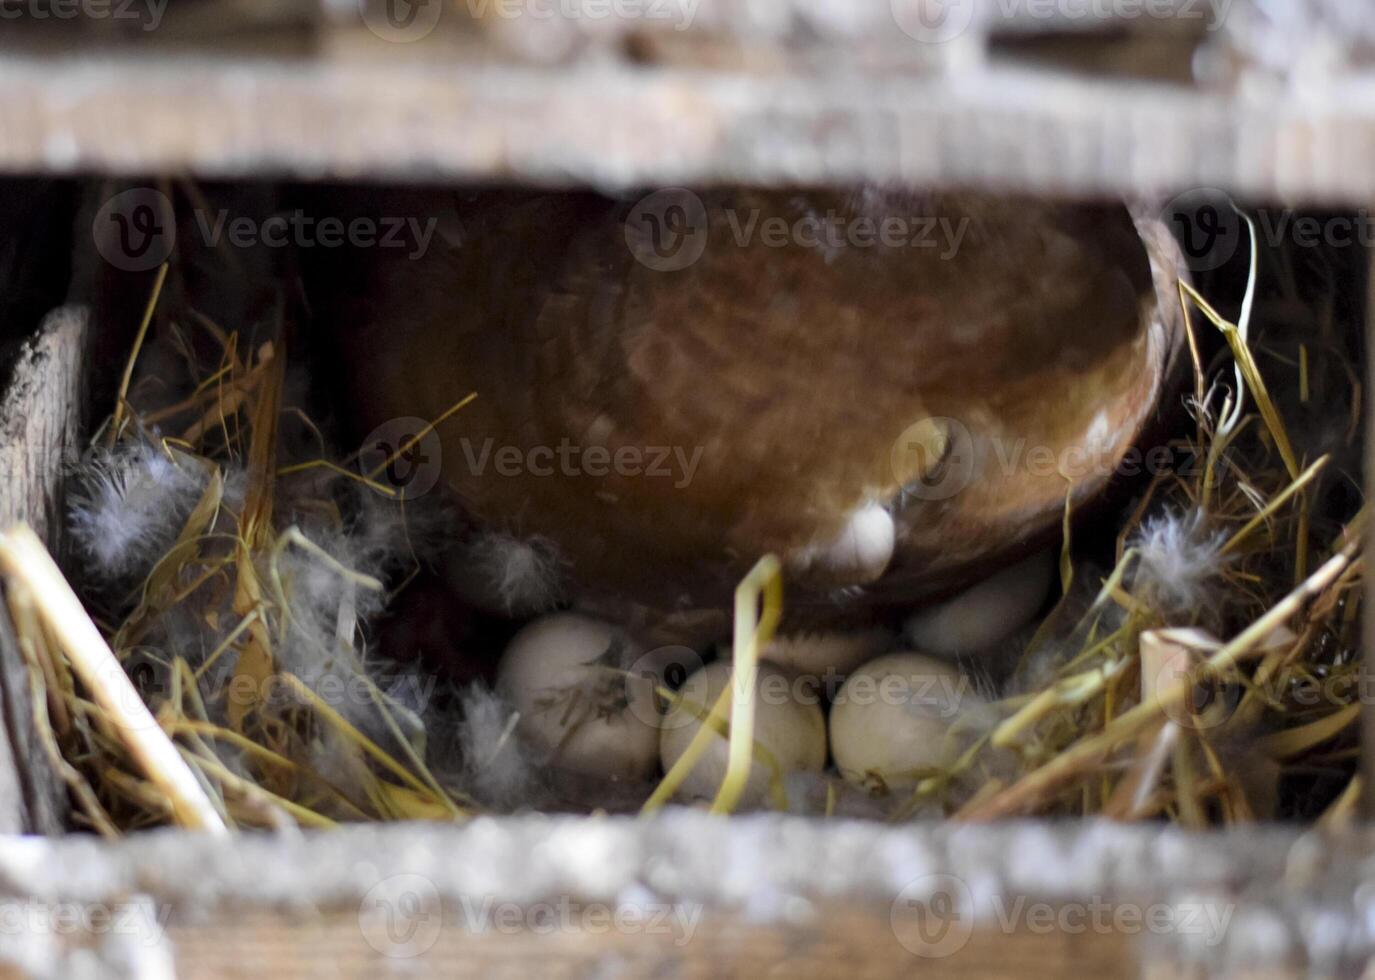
[{"x1": 0, "y1": 193, "x2": 1363, "y2": 833}]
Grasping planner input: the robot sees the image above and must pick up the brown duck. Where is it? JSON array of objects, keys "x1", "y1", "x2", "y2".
[{"x1": 332, "y1": 187, "x2": 1184, "y2": 638}]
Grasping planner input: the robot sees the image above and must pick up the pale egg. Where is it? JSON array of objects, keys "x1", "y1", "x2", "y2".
[
  {"x1": 903, "y1": 549, "x2": 1054, "y2": 656},
  {"x1": 829, "y1": 652, "x2": 982, "y2": 793},
  {"x1": 496, "y1": 612, "x2": 660, "y2": 781},
  {"x1": 659, "y1": 660, "x2": 827, "y2": 807},
  {"x1": 731, "y1": 628, "x2": 894, "y2": 681}
]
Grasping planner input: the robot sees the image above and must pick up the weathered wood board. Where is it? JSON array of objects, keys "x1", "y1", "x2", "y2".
[
  {"x1": 0, "y1": 308, "x2": 87, "y2": 836},
  {"x1": 0, "y1": 815, "x2": 1360, "y2": 979},
  {"x1": 0, "y1": 0, "x2": 1368, "y2": 201}
]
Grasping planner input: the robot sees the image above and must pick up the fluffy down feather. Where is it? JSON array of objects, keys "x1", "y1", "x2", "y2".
[
  {"x1": 67, "y1": 438, "x2": 211, "y2": 591},
  {"x1": 1130, "y1": 511, "x2": 1227, "y2": 620},
  {"x1": 453, "y1": 683, "x2": 545, "y2": 810}
]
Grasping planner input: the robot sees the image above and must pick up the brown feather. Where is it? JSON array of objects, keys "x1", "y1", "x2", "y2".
[{"x1": 333, "y1": 188, "x2": 1183, "y2": 631}]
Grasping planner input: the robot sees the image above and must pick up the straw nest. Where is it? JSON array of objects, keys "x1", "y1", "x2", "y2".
[{"x1": 0, "y1": 210, "x2": 1363, "y2": 834}]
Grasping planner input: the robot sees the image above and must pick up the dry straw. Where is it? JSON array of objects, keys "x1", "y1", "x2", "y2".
[{"x1": 0, "y1": 212, "x2": 1363, "y2": 830}]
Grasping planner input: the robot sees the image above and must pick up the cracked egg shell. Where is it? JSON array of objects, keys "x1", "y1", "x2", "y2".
[{"x1": 496, "y1": 612, "x2": 659, "y2": 781}]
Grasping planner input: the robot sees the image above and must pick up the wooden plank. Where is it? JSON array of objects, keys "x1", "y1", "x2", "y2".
[
  {"x1": 0, "y1": 0, "x2": 1367, "y2": 201},
  {"x1": 0, "y1": 906, "x2": 1136, "y2": 980},
  {"x1": 0, "y1": 613, "x2": 32, "y2": 836},
  {"x1": 0, "y1": 1, "x2": 1372, "y2": 202},
  {"x1": 168, "y1": 907, "x2": 1137, "y2": 980},
  {"x1": 0, "y1": 47, "x2": 1372, "y2": 202},
  {"x1": 0, "y1": 307, "x2": 89, "y2": 542},
  {"x1": 0, "y1": 817, "x2": 1355, "y2": 977},
  {"x1": 0, "y1": 307, "x2": 86, "y2": 835}
]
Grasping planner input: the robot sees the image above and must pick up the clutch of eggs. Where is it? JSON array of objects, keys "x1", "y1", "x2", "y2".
[{"x1": 492, "y1": 548, "x2": 1049, "y2": 806}]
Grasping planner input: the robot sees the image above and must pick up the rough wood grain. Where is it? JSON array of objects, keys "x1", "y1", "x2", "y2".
[
  {"x1": 0, "y1": 306, "x2": 88, "y2": 836},
  {"x1": 0, "y1": 614, "x2": 29, "y2": 837},
  {"x1": 0, "y1": 816, "x2": 1360, "y2": 978},
  {"x1": 0, "y1": 306, "x2": 88, "y2": 542},
  {"x1": 0, "y1": 906, "x2": 1138, "y2": 980},
  {"x1": 0, "y1": 0, "x2": 1368, "y2": 202}
]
